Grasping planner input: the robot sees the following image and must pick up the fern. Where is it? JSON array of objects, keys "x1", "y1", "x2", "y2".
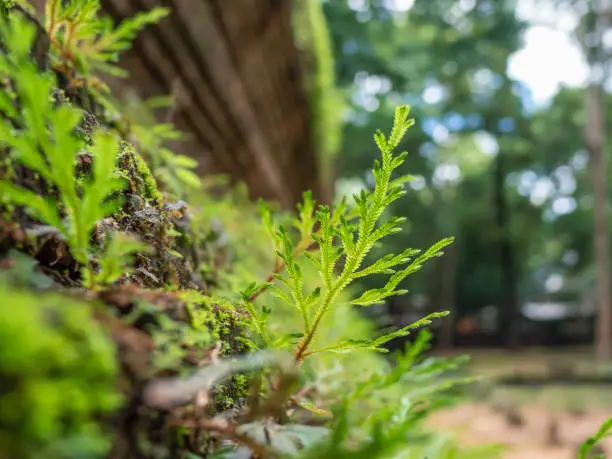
[
  {"x1": 121, "y1": 95, "x2": 202, "y2": 197},
  {"x1": 252, "y1": 105, "x2": 453, "y2": 363},
  {"x1": 0, "y1": 15, "x2": 135, "y2": 287},
  {"x1": 85, "y1": 232, "x2": 146, "y2": 286},
  {"x1": 39, "y1": 0, "x2": 168, "y2": 90}
]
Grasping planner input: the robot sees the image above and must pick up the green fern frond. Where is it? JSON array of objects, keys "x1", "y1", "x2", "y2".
[
  {"x1": 248, "y1": 105, "x2": 453, "y2": 363},
  {"x1": 0, "y1": 15, "x2": 141, "y2": 288},
  {"x1": 42, "y1": 0, "x2": 168, "y2": 89}
]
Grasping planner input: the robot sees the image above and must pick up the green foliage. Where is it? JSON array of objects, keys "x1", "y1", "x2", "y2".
[
  {"x1": 85, "y1": 232, "x2": 146, "y2": 286},
  {"x1": 184, "y1": 108, "x2": 481, "y2": 459},
  {"x1": 0, "y1": 282, "x2": 119, "y2": 459},
  {"x1": 251, "y1": 106, "x2": 452, "y2": 362},
  {"x1": 42, "y1": 0, "x2": 168, "y2": 89},
  {"x1": 0, "y1": 4, "x2": 493, "y2": 459},
  {"x1": 287, "y1": 330, "x2": 484, "y2": 459},
  {"x1": 134, "y1": 123, "x2": 201, "y2": 197},
  {"x1": 0, "y1": 0, "x2": 13, "y2": 16},
  {"x1": 0, "y1": 15, "x2": 147, "y2": 288},
  {"x1": 293, "y1": 0, "x2": 343, "y2": 187},
  {"x1": 579, "y1": 418, "x2": 612, "y2": 459},
  {"x1": 119, "y1": 95, "x2": 202, "y2": 197},
  {"x1": 153, "y1": 324, "x2": 486, "y2": 459},
  {"x1": 154, "y1": 105, "x2": 478, "y2": 458},
  {"x1": 322, "y1": 0, "x2": 534, "y2": 325}
]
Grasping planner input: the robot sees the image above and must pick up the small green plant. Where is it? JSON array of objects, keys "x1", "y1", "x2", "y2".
[
  {"x1": 243, "y1": 106, "x2": 452, "y2": 364},
  {"x1": 0, "y1": 16, "x2": 140, "y2": 287},
  {"x1": 579, "y1": 417, "x2": 612, "y2": 459},
  {"x1": 39, "y1": 0, "x2": 168, "y2": 91},
  {"x1": 133, "y1": 123, "x2": 201, "y2": 197},
  {"x1": 116, "y1": 94, "x2": 202, "y2": 197},
  {"x1": 85, "y1": 232, "x2": 145, "y2": 286}
]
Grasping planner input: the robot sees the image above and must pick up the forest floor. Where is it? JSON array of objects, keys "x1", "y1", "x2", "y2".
[
  {"x1": 427, "y1": 348, "x2": 612, "y2": 458},
  {"x1": 428, "y1": 401, "x2": 611, "y2": 458}
]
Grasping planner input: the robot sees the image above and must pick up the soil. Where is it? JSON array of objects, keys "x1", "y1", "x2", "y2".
[{"x1": 428, "y1": 402, "x2": 612, "y2": 459}]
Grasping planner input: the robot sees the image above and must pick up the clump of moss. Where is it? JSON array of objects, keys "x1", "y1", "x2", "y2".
[
  {"x1": 212, "y1": 373, "x2": 251, "y2": 413},
  {"x1": 117, "y1": 142, "x2": 164, "y2": 206},
  {"x1": 0, "y1": 0, "x2": 13, "y2": 17},
  {"x1": 0, "y1": 283, "x2": 120, "y2": 459}
]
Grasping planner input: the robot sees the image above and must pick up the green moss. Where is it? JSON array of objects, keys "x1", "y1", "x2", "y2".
[
  {"x1": 211, "y1": 373, "x2": 250, "y2": 412},
  {"x1": 0, "y1": 283, "x2": 120, "y2": 459},
  {"x1": 117, "y1": 142, "x2": 164, "y2": 206},
  {"x1": 151, "y1": 312, "x2": 215, "y2": 373},
  {"x1": 0, "y1": 0, "x2": 13, "y2": 17},
  {"x1": 293, "y1": 0, "x2": 343, "y2": 196},
  {"x1": 183, "y1": 293, "x2": 250, "y2": 355},
  {"x1": 0, "y1": 6, "x2": 254, "y2": 452},
  {"x1": 211, "y1": 307, "x2": 248, "y2": 355}
]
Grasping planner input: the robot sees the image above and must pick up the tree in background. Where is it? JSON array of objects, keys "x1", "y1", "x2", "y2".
[
  {"x1": 579, "y1": 0, "x2": 612, "y2": 361},
  {"x1": 324, "y1": 0, "x2": 529, "y2": 348},
  {"x1": 324, "y1": 0, "x2": 612, "y2": 353},
  {"x1": 531, "y1": 0, "x2": 612, "y2": 360}
]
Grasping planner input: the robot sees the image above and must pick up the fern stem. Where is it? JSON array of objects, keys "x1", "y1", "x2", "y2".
[
  {"x1": 294, "y1": 268, "x2": 349, "y2": 364},
  {"x1": 248, "y1": 240, "x2": 318, "y2": 304},
  {"x1": 294, "y1": 149, "x2": 395, "y2": 364}
]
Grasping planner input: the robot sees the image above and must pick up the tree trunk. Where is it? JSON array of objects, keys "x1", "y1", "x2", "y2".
[
  {"x1": 586, "y1": 83, "x2": 612, "y2": 361},
  {"x1": 494, "y1": 151, "x2": 520, "y2": 349},
  {"x1": 584, "y1": 0, "x2": 612, "y2": 362},
  {"x1": 437, "y1": 244, "x2": 457, "y2": 349}
]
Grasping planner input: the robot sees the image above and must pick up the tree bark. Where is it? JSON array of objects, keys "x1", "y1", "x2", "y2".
[
  {"x1": 494, "y1": 151, "x2": 520, "y2": 349},
  {"x1": 586, "y1": 82, "x2": 612, "y2": 361},
  {"x1": 437, "y1": 244, "x2": 457, "y2": 349},
  {"x1": 584, "y1": 0, "x2": 612, "y2": 362}
]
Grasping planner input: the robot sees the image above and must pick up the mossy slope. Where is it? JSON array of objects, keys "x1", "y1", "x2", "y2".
[{"x1": 0, "y1": 5, "x2": 249, "y2": 458}]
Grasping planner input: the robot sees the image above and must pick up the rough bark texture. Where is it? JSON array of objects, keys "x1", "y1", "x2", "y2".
[
  {"x1": 112, "y1": 0, "x2": 321, "y2": 208},
  {"x1": 26, "y1": 0, "x2": 322, "y2": 208}
]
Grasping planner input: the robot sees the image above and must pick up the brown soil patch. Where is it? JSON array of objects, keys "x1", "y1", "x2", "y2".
[{"x1": 427, "y1": 403, "x2": 612, "y2": 459}]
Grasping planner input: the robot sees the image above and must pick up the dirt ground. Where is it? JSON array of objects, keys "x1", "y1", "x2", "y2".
[
  {"x1": 427, "y1": 347, "x2": 612, "y2": 458},
  {"x1": 428, "y1": 402, "x2": 611, "y2": 458}
]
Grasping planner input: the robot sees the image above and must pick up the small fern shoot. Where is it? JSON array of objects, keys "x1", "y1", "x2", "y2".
[
  {"x1": 255, "y1": 105, "x2": 453, "y2": 364},
  {"x1": 42, "y1": 0, "x2": 168, "y2": 90},
  {"x1": 0, "y1": 16, "x2": 131, "y2": 287}
]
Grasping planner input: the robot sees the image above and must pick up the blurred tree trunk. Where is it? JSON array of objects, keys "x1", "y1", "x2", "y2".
[
  {"x1": 587, "y1": 83, "x2": 612, "y2": 361},
  {"x1": 494, "y1": 150, "x2": 520, "y2": 349},
  {"x1": 437, "y1": 244, "x2": 457, "y2": 349},
  {"x1": 23, "y1": 0, "x2": 331, "y2": 208},
  {"x1": 434, "y1": 188, "x2": 457, "y2": 349},
  {"x1": 583, "y1": 0, "x2": 612, "y2": 361}
]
